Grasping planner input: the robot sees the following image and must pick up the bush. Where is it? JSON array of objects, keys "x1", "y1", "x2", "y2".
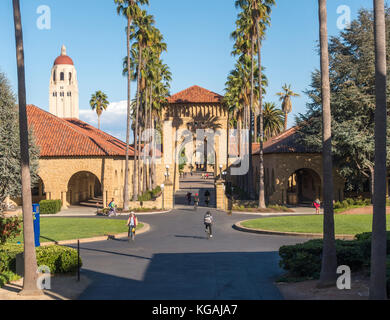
[
  {"x1": 0, "y1": 216, "x2": 21, "y2": 245},
  {"x1": 279, "y1": 239, "x2": 367, "y2": 279},
  {"x1": 0, "y1": 243, "x2": 81, "y2": 276},
  {"x1": 355, "y1": 232, "x2": 390, "y2": 255},
  {"x1": 39, "y1": 200, "x2": 62, "y2": 215}
]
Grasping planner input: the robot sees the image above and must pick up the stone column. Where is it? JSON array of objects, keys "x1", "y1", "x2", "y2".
[
  {"x1": 163, "y1": 180, "x2": 174, "y2": 209},
  {"x1": 215, "y1": 179, "x2": 227, "y2": 211}
]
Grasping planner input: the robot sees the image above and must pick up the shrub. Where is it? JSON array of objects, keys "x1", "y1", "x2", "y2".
[
  {"x1": 39, "y1": 200, "x2": 62, "y2": 215},
  {"x1": 279, "y1": 239, "x2": 367, "y2": 279},
  {"x1": 355, "y1": 232, "x2": 390, "y2": 255},
  {"x1": 0, "y1": 243, "x2": 81, "y2": 275},
  {"x1": 0, "y1": 216, "x2": 21, "y2": 245}
]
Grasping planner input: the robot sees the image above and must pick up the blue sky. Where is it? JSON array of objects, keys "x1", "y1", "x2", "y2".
[{"x1": 0, "y1": 0, "x2": 376, "y2": 140}]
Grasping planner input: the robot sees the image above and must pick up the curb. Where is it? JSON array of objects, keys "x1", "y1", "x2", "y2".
[
  {"x1": 231, "y1": 211, "x2": 315, "y2": 216},
  {"x1": 40, "y1": 222, "x2": 151, "y2": 247},
  {"x1": 41, "y1": 210, "x2": 172, "y2": 218},
  {"x1": 233, "y1": 220, "x2": 355, "y2": 240}
]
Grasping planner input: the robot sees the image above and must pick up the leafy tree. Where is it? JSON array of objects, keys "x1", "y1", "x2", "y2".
[
  {"x1": 296, "y1": 8, "x2": 390, "y2": 198},
  {"x1": 0, "y1": 72, "x2": 39, "y2": 208}
]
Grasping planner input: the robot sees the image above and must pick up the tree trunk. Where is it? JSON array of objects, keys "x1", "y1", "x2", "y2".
[
  {"x1": 256, "y1": 22, "x2": 266, "y2": 209},
  {"x1": 284, "y1": 112, "x2": 288, "y2": 132},
  {"x1": 370, "y1": 0, "x2": 388, "y2": 300},
  {"x1": 133, "y1": 45, "x2": 143, "y2": 201},
  {"x1": 124, "y1": 16, "x2": 133, "y2": 208},
  {"x1": 248, "y1": 40, "x2": 255, "y2": 199},
  {"x1": 317, "y1": 0, "x2": 338, "y2": 288},
  {"x1": 12, "y1": 0, "x2": 42, "y2": 296}
]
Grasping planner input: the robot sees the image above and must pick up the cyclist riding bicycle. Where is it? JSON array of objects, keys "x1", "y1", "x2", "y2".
[
  {"x1": 204, "y1": 190, "x2": 211, "y2": 207},
  {"x1": 194, "y1": 193, "x2": 200, "y2": 209},
  {"x1": 186, "y1": 192, "x2": 192, "y2": 205},
  {"x1": 204, "y1": 211, "x2": 213, "y2": 238}
]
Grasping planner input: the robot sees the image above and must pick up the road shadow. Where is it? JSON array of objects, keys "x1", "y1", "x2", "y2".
[{"x1": 78, "y1": 251, "x2": 284, "y2": 300}]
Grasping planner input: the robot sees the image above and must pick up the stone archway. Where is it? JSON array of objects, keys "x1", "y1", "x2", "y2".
[
  {"x1": 67, "y1": 171, "x2": 102, "y2": 205},
  {"x1": 287, "y1": 168, "x2": 322, "y2": 205}
]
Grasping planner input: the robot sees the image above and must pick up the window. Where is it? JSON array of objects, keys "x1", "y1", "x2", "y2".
[
  {"x1": 69, "y1": 72, "x2": 72, "y2": 85},
  {"x1": 60, "y1": 92, "x2": 64, "y2": 97},
  {"x1": 53, "y1": 71, "x2": 56, "y2": 82},
  {"x1": 67, "y1": 92, "x2": 72, "y2": 97},
  {"x1": 60, "y1": 72, "x2": 64, "y2": 81}
]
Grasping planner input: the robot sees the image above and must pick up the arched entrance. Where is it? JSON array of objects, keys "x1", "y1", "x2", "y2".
[
  {"x1": 287, "y1": 168, "x2": 321, "y2": 205},
  {"x1": 67, "y1": 171, "x2": 102, "y2": 205},
  {"x1": 31, "y1": 176, "x2": 46, "y2": 203}
]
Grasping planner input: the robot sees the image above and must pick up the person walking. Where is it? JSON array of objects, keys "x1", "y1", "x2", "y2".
[
  {"x1": 127, "y1": 212, "x2": 138, "y2": 241},
  {"x1": 313, "y1": 198, "x2": 321, "y2": 215}
]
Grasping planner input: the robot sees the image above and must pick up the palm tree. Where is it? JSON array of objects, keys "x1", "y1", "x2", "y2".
[
  {"x1": 370, "y1": 0, "x2": 388, "y2": 300},
  {"x1": 90, "y1": 91, "x2": 109, "y2": 130},
  {"x1": 317, "y1": 0, "x2": 338, "y2": 288},
  {"x1": 12, "y1": 0, "x2": 42, "y2": 296},
  {"x1": 276, "y1": 84, "x2": 300, "y2": 131},
  {"x1": 114, "y1": 0, "x2": 149, "y2": 210},
  {"x1": 235, "y1": 0, "x2": 275, "y2": 208},
  {"x1": 130, "y1": 11, "x2": 155, "y2": 199},
  {"x1": 263, "y1": 102, "x2": 284, "y2": 140}
]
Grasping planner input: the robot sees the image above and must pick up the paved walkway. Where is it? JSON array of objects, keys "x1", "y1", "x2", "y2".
[{"x1": 72, "y1": 207, "x2": 307, "y2": 300}]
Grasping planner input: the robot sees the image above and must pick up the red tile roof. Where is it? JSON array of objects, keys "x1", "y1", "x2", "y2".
[
  {"x1": 54, "y1": 55, "x2": 74, "y2": 66},
  {"x1": 27, "y1": 105, "x2": 134, "y2": 157},
  {"x1": 167, "y1": 85, "x2": 223, "y2": 104},
  {"x1": 252, "y1": 127, "x2": 319, "y2": 154}
]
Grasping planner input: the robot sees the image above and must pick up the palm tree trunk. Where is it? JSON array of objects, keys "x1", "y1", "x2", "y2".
[
  {"x1": 98, "y1": 115, "x2": 101, "y2": 131},
  {"x1": 125, "y1": 16, "x2": 132, "y2": 208},
  {"x1": 149, "y1": 85, "x2": 153, "y2": 191},
  {"x1": 248, "y1": 40, "x2": 255, "y2": 199},
  {"x1": 133, "y1": 46, "x2": 143, "y2": 201},
  {"x1": 12, "y1": 0, "x2": 42, "y2": 296},
  {"x1": 317, "y1": 0, "x2": 338, "y2": 288},
  {"x1": 256, "y1": 22, "x2": 266, "y2": 209},
  {"x1": 370, "y1": 0, "x2": 388, "y2": 300},
  {"x1": 284, "y1": 112, "x2": 288, "y2": 132}
]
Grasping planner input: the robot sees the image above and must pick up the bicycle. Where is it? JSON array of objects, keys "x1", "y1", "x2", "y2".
[
  {"x1": 128, "y1": 225, "x2": 136, "y2": 241},
  {"x1": 205, "y1": 224, "x2": 212, "y2": 239}
]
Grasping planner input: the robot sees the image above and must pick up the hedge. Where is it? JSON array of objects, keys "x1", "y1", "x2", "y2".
[
  {"x1": 0, "y1": 244, "x2": 81, "y2": 276},
  {"x1": 39, "y1": 200, "x2": 62, "y2": 215},
  {"x1": 279, "y1": 232, "x2": 390, "y2": 298}
]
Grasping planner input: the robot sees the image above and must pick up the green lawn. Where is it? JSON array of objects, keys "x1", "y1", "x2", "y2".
[
  {"x1": 241, "y1": 214, "x2": 390, "y2": 235},
  {"x1": 10, "y1": 218, "x2": 144, "y2": 244}
]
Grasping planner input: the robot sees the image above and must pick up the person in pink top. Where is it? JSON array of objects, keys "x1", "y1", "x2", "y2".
[{"x1": 313, "y1": 198, "x2": 321, "y2": 214}]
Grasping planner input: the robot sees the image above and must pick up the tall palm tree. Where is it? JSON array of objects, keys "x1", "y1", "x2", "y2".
[
  {"x1": 276, "y1": 84, "x2": 300, "y2": 131},
  {"x1": 317, "y1": 0, "x2": 338, "y2": 288},
  {"x1": 90, "y1": 91, "x2": 109, "y2": 130},
  {"x1": 236, "y1": 0, "x2": 275, "y2": 208},
  {"x1": 12, "y1": 0, "x2": 42, "y2": 296},
  {"x1": 370, "y1": 0, "x2": 388, "y2": 300},
  {"x1": 114, "y1": 0, "x2": 149, "y2": 210},
  {"x1": 263, "y1": 102, "x2": 284, "y2": 140}
]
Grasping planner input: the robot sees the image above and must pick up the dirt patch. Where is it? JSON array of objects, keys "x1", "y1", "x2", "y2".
[
  {"x1": 338, "y1": 206, "x2": 390, "y2": 215},
  {"x1": 0, "y1": 274, "x2": 90, "y2": 300},
  {"x1": 276, "y1": 273, "x2": 370, "y2": 300}
]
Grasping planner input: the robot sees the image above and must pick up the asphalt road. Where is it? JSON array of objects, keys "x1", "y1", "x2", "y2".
[{"x1": 76, "y1": 206, "x2": 307, "y2": 300}]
